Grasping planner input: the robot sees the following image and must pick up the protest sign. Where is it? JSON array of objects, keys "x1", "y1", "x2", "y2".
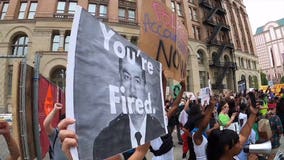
[
  {"x1": 138, "y1": 0, "x2": 189, "y2": 80},
  {"x1": 238, "y1": 79, "x2": 246, "y2": 95},
  {"x1": 199, "y1": 87, "x2": 210, "y2": 106},
  {"x1": 66, "y1": 6, "x2": 167, "y2": 160}
]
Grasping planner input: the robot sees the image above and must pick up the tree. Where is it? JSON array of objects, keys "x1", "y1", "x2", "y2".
[
  {"x1": 261, "y1": 72, "x2": 268, "y2": 85},
  {"x1": 280, "y1": 76, "x2": 284, "y2": 84}
]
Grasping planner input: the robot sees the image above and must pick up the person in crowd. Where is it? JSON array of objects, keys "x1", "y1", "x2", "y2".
[
  {"x1": 43, "y1": 103, "x2": 67, "y2": 160},
  {"x1": 276, "y1": 97, "x2": 284, "y2": 126},
  {"x1": 179, "y1": 99, "x2": 190, "y2": 160},
  {"x1": 237, "y1": 102, "x2": 256, "y2": 160},
  {"x1": 266, "y1": 101, "x2": 283, "y2": 159},
  {"x1": 218, "y1": 100, "x2": 237, "y2": 128},
  {"x1": 258, "y1": 94, "x2": 268, "y2": 116},
  {"x1": 0, "y1": 120, "x2": 20, "y2": 160},
  {"x1": 186, "y1": 97, "x2": 219, "y2": 160},
  {"x1": 167, "y1": 97, "x2": 184, "y2": 146},
  {"x1": 206, "y1": 97, "x2": 259, "y2": 160},
  {"x1": 149, "y1": 79, "x2": 186, "y2": 160}
]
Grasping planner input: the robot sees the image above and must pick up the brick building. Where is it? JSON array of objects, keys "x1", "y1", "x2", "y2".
[{"x1": 0, "y1": 0, "x2": 260, "y2": 112}]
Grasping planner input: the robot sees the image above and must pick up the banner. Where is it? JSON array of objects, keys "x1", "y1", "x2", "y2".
[
  {"x1": 138, "y1": 0, "x2": 189, "y2": 80},
  {"x1": 66, "y1": 7, "x2": 167, "y2": 160},
  {"x1": 38, "y1": 76, "x2": 65, "y2": 158}
]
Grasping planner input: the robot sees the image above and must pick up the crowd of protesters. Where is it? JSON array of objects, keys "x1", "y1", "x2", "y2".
[
  {"x1": 2, "y1": 86, "x2": 284, "y2": 160},
  {"x1": 55, "y1": 85, "x2": 284, "y2": 160}
]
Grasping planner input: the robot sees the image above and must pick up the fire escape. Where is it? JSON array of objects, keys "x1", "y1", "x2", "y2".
[{"x1": 199, "y1": 0, "x2": 237, "y2": 90}]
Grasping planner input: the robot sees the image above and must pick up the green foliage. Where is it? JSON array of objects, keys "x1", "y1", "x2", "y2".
[
  {"x1": 261, "y1": 72, "x2": 268, "y2": 85},
  {"x1": 280, "y1": 76, "x2": 284, "y2": 83}
]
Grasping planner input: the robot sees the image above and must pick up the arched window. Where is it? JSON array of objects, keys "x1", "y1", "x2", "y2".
[
  {"x1": 248, "y1": 75, "x2": 253, "y2": 88},
  {"x1": 197, "y1": 49, "x2": 204, "y2": 64},
  {"x1": 50, "y1": 67, "x2": 66, "y2": 89},
  {"x1": 253, "y1": 76, "x2": 258, "y2": 88},
  {"x1": 212, "y1": 52, "x2": 218, "y2": 63},
  {"x1": 11, "y1": 35, "x2": 29, "y2": 56},
  {"x1": 241, "y1": 75, "x2": 246, "y2": 80},
  {"x1": 241, "y1": 58, "x2": 244, "y2": 68}
]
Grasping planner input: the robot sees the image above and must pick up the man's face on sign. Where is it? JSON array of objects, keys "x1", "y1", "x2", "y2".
[{"x1": 120, "y1": 58, "x2": 145, "y2": 101}]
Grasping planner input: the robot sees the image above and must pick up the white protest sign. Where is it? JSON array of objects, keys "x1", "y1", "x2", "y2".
[{"x1": 66, "y1": 6, "x2": 167, "y2": 160}]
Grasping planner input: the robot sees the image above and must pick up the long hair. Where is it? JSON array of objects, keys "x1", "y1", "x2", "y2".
[{"x1": 206, "y1": 129, "x2": 239, "y2": 160}]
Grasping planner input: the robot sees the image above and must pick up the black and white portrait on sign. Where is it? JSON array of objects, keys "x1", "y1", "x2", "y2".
[{"x1": 66, "y1": 6, "x2": 167, "y2": 160}]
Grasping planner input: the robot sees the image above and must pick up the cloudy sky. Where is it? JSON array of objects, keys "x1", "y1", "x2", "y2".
[{"x1": 243, "y1": 0, "x2": 284, "y2": 34}]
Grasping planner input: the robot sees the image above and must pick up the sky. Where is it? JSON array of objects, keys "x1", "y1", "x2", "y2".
[{"x1": 243, "y1": 0, "x2": 284, "y2": 33}]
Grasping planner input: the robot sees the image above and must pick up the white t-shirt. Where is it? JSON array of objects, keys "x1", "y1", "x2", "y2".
[
  {"x1": 179, "y1": 110, "x2": 188, "y2": 126},
  {"x1": 192, "y1": 132, "x2": 207, "y2": 160},
  {"x1": 238, "y1": 112, "x2": 247, "y2": 128}
]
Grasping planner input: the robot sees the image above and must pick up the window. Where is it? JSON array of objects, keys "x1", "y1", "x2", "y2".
[
  {"x1": 171, "y1": 1, "x2": 175, "y2": 12},
  {"x1": 50, "y1": 67, "x2": 66, "y2": 89},
  {"x1": 99, "y1": 5, "x2": 107, "y2": 17},
  {"x1": 88, "y1": 2, "x2": 108, "y2": 18},
  {"x1": 0, "y1": 2, "x2": 9, "y2": 20},
  {"x1": 128, "y1": 9, "x2": 135, "y2": 21},
  {"x1": 56, "y1": 1, "x2": 66, "y2": 13},
  {"x1": 199, "y1": 71, "x2": 207, "y2": 88},
  {"x1": 176, "y1": 3, "x2": 182, "y2": 16},
  {"x1": 119, "y1": 8, "x2": 136, "y2": 22},
  {"x1": 52, "y1": 34, "x2": 60, "y2": 51},
  {"x1": 192, "y1": 25, "x2": 201, "y2": 40},
  {"x1": 28, "y1": 2, "x2": 37, "y2": 19},
  {"x1": 56, "y1": 1, "x2": 77, "y2": 14},
  {"x1": 52, "y1": 31, "x2": 70, "y2": 51},
  {"x1": 130, "y1": 36, "x2": 138, "y2": 45},
  {"x1": 192, "y1": 8, "x2": 198, "y2": 21},
  {"x1": 18, "y1": 2, "x2": 27, "y2": 19},
  {"x1": 88, "y1": 3, "x2": 96, "y2": 15},
  {"x1": 118, "y1": 8, "x2": 126, "y2": 20},
  {"x1": 18, "y1": 1, "x2": 38, "y2": 19},
  {"x1": 64, "y1": 35, "x2": 70, "y2": 51},
  {"x1": 11, "y1": 35, "x2": 29, "y2": 56},
  {"x1": 68, "y1": 2, "x2": 76, "y2": 14},
  {"x1": 7, "y1": 65, "x2": 13, "y2": 95},
  {"x1": 197, "y1": 50, "x2": 204, "y2": 64}
]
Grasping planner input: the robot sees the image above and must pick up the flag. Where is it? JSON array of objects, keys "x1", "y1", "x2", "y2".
[{"x1": 44, "y1": 84, "x2": 54, "y2": 116}]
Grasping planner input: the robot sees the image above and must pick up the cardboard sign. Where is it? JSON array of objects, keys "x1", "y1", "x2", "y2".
[{"x1": 138, "y1": 0, "x2": 189, "y2": 80}]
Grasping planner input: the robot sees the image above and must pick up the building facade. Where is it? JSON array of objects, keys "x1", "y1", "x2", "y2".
[
  {"x1": 254, "y1": 18, "x2": 284, "y2": 84},
  {"x1": 0, "y1": 0, "x2": 260, "y2": 113}
]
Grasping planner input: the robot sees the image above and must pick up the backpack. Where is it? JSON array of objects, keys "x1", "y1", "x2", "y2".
[{"x1": 258, "y1": 118, "x2": 272, "y2": 141}]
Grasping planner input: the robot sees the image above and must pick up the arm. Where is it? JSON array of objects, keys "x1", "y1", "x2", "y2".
[
  {"x1": 0, "y1": 121, "x2": 20, "y2": 160},
  {"x1": 224, "y1": 112, "x2": 237, "y2": 127},
  {"x1": 167, "y1": 80, "x2": 186, "y2": 119},
  {"x1": 43, "y1": 103, "x2": 62, "y2": 135},
  {"x1": 239, "y1": 104, "x2": 258, "y2": 147},
  {"x1": 193, "y1": 98, "x2": 216, "y2": 145},
  {"x1": 206, "y1": 122, "x2": 220, "y2": 136},
  {"x1": 128, "y1": 143, "x2": 150, "y2": 160},
  {"x1": 276, "y1": 116, "x2": 283, "y2": 135}
]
